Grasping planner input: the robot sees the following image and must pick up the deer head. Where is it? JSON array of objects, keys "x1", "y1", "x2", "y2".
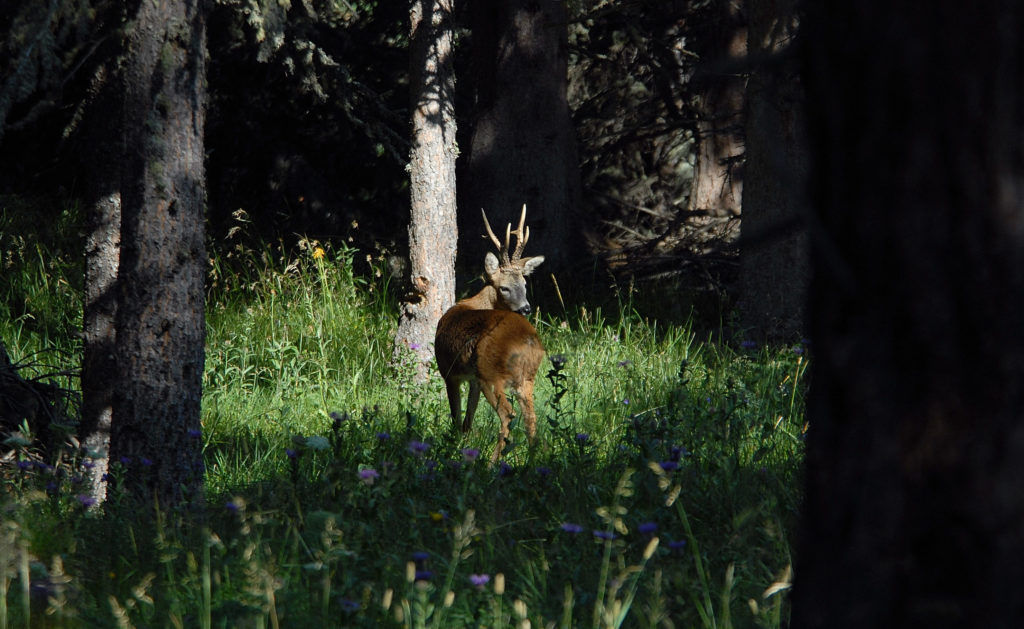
[{"x1": 481, "y1": 205, "x2": 544, "y2": 315}]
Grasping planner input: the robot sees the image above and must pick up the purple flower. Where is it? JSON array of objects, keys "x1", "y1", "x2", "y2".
[
  {"x1": 358, "y1": 468, "x2": 379, "y2": 485},
  {"x1": 76, "y1": 494, "x2": 97, "y2": 508},
  {"x1": 593, "y1": 530, "x2": 618, "y2": 541},
  {"x1": 740, "y1": 340, "x2": 757, "y2": 350},
  {"x1": 460, "y1": 447, "x2": 480, "y2": 462},
  {"x1": 623, "y1": 398, "x2": 630, "y2": 406},
  {"x1": 225, "y1": 501, "x2": 240, "y2": 513},
  {"x1": 407, "y1": 441, "x2": 430, "y2": 456},
  {"x1": 81, "y1": 459, "x2": 95, "y2": 470},
  {"x1": 17, "y1": 460, "x2": 31, "y2": 470},
  {"x1": 561, "y1": 522, "x2": 584, "y2": 534},
  {"x1": 285, "y1": 449, "x2": 298, "y2": 460},
  {"x1": 119, "y1": 456, "x2": 132, "y2": 466},
  {"x1": 469, "y1": 574, "x2": 491, "y2": 589},
  {"x1": 576, "y1": 433, "x2": 590, "y2": 443},
  {"x1": 658, "y1": 461, "x2": 679, "y2": 472},
  {"x1": 188, "y1": 429, "x2": 202, "y2": 438},
  {"x1": 638, "y1": 521, "x2": 658, "y2": 535},
  {"x1": 340, "y1": 599, "x2": 360, "y2": 613},
  {"x1": 411, "y1": 551, "x2": 430, "y2": 563},
  {"x1": 376, "y1": 432, "x2": 391, "y2": 441},
  {"x1": 498, "y1": 461, "x2": 513, "y2": 477},
  {"x1": 536, "y1": 466, "x2": 552, "y2": 477},
  {"x1": 669, "y1": 539, "x2": 687, "y2": 552},
  {"x1": 409, "y1": 342, "x2": 421, "y2": 350},
  {"x1": 415, "y1": 570, "x2": 434, "y2": 581},
  {"x1": 140, "y1": 457, "x2": 153, "y2": 467}
]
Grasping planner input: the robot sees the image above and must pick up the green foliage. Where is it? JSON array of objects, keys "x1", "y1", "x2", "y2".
[{"x1": 1, "y1": 230, "x2": 805, "y2": 628}]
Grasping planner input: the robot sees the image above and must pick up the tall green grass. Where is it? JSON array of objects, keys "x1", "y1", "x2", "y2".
[{"x1": 1, "y1": 219, "x2": 805, "y2": 628}]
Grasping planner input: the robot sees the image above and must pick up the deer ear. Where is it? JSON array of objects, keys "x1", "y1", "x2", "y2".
[
  {"x1": 520, "y1": 255, "x2": 544, "y2": 276},
  {"x1": 484, "y1": 252, "x2": 501, "y2": 275}
]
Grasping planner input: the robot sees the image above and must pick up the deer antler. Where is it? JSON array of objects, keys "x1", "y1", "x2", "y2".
[{"x1": 481, "y1": 205, "x2": 530, "y2": 265}]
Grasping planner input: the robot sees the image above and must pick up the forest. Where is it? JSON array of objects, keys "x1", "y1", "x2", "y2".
[{"x1": 2, "y1": 1, "x2": 1023, "y2": 627}]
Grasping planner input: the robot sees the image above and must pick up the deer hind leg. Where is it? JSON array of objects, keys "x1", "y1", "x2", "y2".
[
  {"x1": 481, "y1": 381, "x2": 514, "y2": 463},
  {"x1": 515, "y1": 377, "x2": 538, "y2": 444},
  {"x1": 463, "y1": 381, "x2": 482, "y2": 433},
  {"x1": 444, "y1": 379, "x2": 463, "y2": 433}
]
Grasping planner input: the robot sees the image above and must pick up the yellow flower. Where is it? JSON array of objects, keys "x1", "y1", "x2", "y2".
[{"x1": 312, "y1": 247, "x2": 326, "y2": 260}]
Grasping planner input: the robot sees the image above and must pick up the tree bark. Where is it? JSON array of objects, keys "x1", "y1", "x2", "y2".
[
  {"x1": 109, "y1": 0, "x2": 207, "y2": 509},
  {"x1": 687, "y1": 2, "x2": 746, "y2": 217},
  {"x1": 796, "y1": 3, "x2": 1024, "y2": 627},
  {"x1": 394, "y1": 0, "x2": 458, "y2": 382},
  {"x1": 461, "y1": 0, "x2": 582, "y2": 275},
  {"x1": 738, "y1": 0, "x2": 807, "y2": 342}
]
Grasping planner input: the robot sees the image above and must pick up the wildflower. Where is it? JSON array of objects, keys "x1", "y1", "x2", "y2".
[
  {"x1": 188, "y1": 428, "x2": 202, "y2": 438},
  {"x1": 429, "y1": 511, "x2": 448, "y2": 523},
  {"x1": 670, "y1": 445, "x2": 689, "y2": 461},
  {"x1": 81, "y1": 459, "x2": 95, "y2": 470},
  {"x1": 741, "y1": 340, "x2": 757, "y2": 350},
  {"x1": 358, "y1": 468, "x2": 379, "y2": 485},
  {"x1": 411, "y1": 551, "x2": 430, "y2": 563},
  {"x1": 560, "y1": 522, "x2": 584, "y2": 534},
  {"x1": 469, "y1": 574, "x2": 491, "y2": 589},
  {"x1": 76, "y1": 494, "x2": 97, "y2": 508},
  {"x1": 793, "y1": 345, "x2": 805, "y2": 356},
  {"x1": 638, "y1": 521, "x2": 658, "y2": 535},
  {"x1": 285, "y1": 448, "x2": 298, "y2": 460},
  {"x1": 658, "y1": 461, "x2": 679, "y2": 472},
  {"x1": 340, "y1": 599, "x2": 360, "y2": 613},
  {"x1": 409, "y1": 342, "x2": 421, "y2": 350},
  {"x1": 623, "y1": 398, "x2": 630, "y2": 406},
  {"x1": 408, "y1": 440, "x2": 430, "y2": 456},
  {"x1": 225, "y1": 501, "x2": 240, "y2": 514},
  {"x1": 535, "y1": 466, "x2": 551, "y2": 477},
  {"x1": 668, "y1": 539, "x2": 687, "y2": 552},
  {"x1": 376, "y1": 432, "x2": 391, "y2": 441},
  {"x1": 140, "y1": 457, "x2": 153, "y2": 467},
  {"x1": 593, "y1": 530, "x2": 617, "y2": 541},
  {"x1": 119, "y1": 456, "x2": 132, "y2": 466},
  {"x1": 576, "y1": 432, "x2": 590, "y2": 443},
  {"x1": 415, "y1": 570, "x2": 434, "y2": 581},
  {"x1": 498, "y1": 461, "x2": 513, "y2": 477},
  {"x1": 312, "y1": 246, "x2": 326, "y2": 260},
  {"x1": 16, "y1": 460, "x2": 31, "y2": 470},
  {"x1": 549, "y1": 354, "x2": 567, "y2": 369},
  {"x1": 330, "y1": 411, "x2": 348, "y2": 427},
  {"x1": 460, "y1": 447, "x2": 480, "y2": 462}
]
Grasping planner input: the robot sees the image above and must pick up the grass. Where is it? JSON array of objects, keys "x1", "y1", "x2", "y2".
[{"x1": 1, "y1": 209, "x2": 805, "y2": 628}]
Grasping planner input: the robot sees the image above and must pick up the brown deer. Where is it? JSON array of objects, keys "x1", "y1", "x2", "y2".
[{"x1": 434, "y1": 205, "x2": 546, "y2": 463}]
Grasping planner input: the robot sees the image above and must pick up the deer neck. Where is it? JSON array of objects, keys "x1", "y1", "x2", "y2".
[{"x1": 455, "y1": 285, "x2": 499, "y2": 310}]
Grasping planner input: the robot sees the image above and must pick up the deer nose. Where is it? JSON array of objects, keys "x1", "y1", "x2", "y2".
[{"x1": 517, "y1": 304, "x2": 531, "y2": 316}]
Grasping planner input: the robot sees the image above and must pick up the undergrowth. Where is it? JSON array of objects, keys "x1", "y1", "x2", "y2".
[{"x1": 1, "y1": 212, "x2": 806, "y2": 628}]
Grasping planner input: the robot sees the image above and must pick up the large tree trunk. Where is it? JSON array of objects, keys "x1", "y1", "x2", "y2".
[
  {"x1": 461, "y1": 0, "x2": 581, "y2": 275},
  {"x1": 394, "y1": 0, "x2": 458, "y2": 382},
  {"x1": 738, "y1": 0, "x2": 807, "y2": 342},
  {"x1": 109, "y1": 0, "x2": 208, "y2": 509},
  {"x1": 796, "y1": 3, "x2": 1024, "y2": 627},
  {"x1": 687, "y1": 2, "x2": 746, "y2": 217}
]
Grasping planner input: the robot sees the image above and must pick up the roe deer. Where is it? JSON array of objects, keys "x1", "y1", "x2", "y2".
[{"x1": 434, "y1": 205, "x2": 545, "y2": 463}]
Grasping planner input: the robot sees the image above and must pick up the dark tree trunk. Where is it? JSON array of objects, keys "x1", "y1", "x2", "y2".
[
  {"x1": 394, "y1": 0, "x2": 458, "y2": 382},
  {"x1": 687, "y1": 2, "x2": 746, "y2": 217},
  {"x1": 796, "y1": 3, "x2": 1024, "y2": 627},
  {"x1": 109, "y1": 0, "x2": 208, "y2": 509},
  {"x1": 461, "y1": 0, "x2": 581, "y2": 275},
  {"x1": 738, "y1": 0, "x2": 807, "y2": 342}
]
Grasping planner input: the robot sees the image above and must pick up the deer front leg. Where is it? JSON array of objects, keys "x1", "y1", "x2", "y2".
[{"x1": 516, "y1": 379, "x2": 538, "y2": 444}]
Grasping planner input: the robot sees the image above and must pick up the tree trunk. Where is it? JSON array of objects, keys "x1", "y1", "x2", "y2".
[
  {"x1": 109, "y1": 0, "x2": 208, "y2": 509},
  {"x1": 79, "y1": 60, "x2": 124, "y2": 506},
  {"x1": 394, "y1": 0, "x2": 458, "y2": 382},
  {"x1": 461, "y1": 0, "x2": 582, "y2": 275},
  {"x1": 738, "y1": 0, "x2": 807, "y2": 342},
  {"x1": 687, "y1": 3, "x2": 746, "y2": 217},
  {"x1": 796, "y1": 3, "x2": 1024, "y2": 627}
]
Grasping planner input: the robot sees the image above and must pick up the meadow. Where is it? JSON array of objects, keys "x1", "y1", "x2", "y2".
[{"x1": 1, "y1": 206, "x2": 806, "y2": 628}]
